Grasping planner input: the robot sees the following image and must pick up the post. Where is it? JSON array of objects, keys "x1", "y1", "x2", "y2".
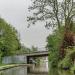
[{"x1": 27, "y1": 56, "x2": 30, "y2": 73}]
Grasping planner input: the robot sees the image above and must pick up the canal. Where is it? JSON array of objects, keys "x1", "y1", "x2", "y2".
[
  {"x1": 0, "y1": 66, "x2": 74, "y2": 75},
  {"x1": 1, "y1": 56, "x2": 74, "y2": 75},
  {"x1": 49, "y1": 68, "x2": 74, "y2": 75},
  {"x1": 0, "y1": 66, "x2": 48, "y2": 75}
]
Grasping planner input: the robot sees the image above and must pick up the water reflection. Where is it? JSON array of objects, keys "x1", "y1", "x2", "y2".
[
  {"x1": 49, "y1": 68, "x2": 59, "y2": 75},
  {"x1": 58, "y1": 70, "x2": 73, "y2": 75},
  {"x1": 0, "y1": 66, "x2": 27, "y2": 75},
  {"x1": 0, "y1": 66, "x2": 74, "y2": 75},
  {"x1": 50, "y1": 68, "x2": 74, "y2": 75}
]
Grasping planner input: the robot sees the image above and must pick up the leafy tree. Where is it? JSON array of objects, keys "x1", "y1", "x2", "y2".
[
  {"x1": 28, "y1": 0, "x2": 75, "y2": 59},
  {"x1": 46, "y1": 27, "x2": 64, "y2": 67},
  {"x1": 16, "y1": 45, "x2": 38, "y2": 54},
  {"x1": 0, "y1": 18, "x2": 21, "y2": 60},
  {"x1": 31, "y1": 46, "x2": 38, "y2": 52},
  {"x1": 16, "y1": 44, "x2": 31, "y2": 54},
  {"x1": 47, "y1": 26, "x2": 75, "y2": 70},
  {"x1": 27, "y1": 0, "x2": 75, "y2": 71}
]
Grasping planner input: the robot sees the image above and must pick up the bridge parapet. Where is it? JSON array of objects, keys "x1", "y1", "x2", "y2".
[
  {"x1": 14, "y1": 50, "x2": 49, "y2": 57},
  {"x1": 26, "y1": 50, "x2": 49, "y2": 57}
]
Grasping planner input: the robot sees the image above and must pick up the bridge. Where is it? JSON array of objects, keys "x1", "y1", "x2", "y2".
[
  {"x1": 24, "y1": 50, "x2": 49, "y2": 73},
  {"x1": 24, "y1": 50, "x2": 49, "y2": 57},
  {"x1": 2, "y1": 50, "x2": 49, "y2": 73}
]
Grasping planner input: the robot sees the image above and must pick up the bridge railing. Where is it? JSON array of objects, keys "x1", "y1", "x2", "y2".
[
  {"x1": 15, "y1": 50, "x2": 49, "y2": 55},
  {"x1": 25, "y1": 50, "x2": 48, "y2": 54}
]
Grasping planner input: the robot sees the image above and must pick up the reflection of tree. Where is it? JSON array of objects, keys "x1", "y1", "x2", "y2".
[
  {"x1": 58, "y1": 70, "x2": 72, "y2": 75},
  {"x1": 49, "y1": 68, "x2": 59, "y2": 75},
  {"x1": 0, "y1": 71, "x2": 4, "y2": 75}
]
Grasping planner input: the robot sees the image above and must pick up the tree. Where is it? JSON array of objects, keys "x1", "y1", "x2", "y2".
[
  {"x1": 47, "y1": 26, "x2": 75, "y2": 70},
  {"x1": 28, "y1": 0, "x2": 75, "y2": 58},
  {"x1": 46, "y1": 27, "x2": 64, "y2": 67},
  {"x1": 0, "y1": 18, "x2": 21, "y2": 58},
  {"x1": 28, "y1": 0, "x2": 75, "y2": 29},
  {"x1": 31, "y1": 46, "x2": 38, "y2": 52},
  {"x1": 17, "y1": 44, "x2": 31, "y2": 54}
]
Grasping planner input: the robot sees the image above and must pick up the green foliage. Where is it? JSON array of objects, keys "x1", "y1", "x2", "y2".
[
  {"x1": 58, "y1": 47, "x2": 75, "y2": 69},
  {"x1": 31, "y1": 46, "x2": 38, "y2": 52},
  {"x1": 15, "y1": 45, "x2": 38, "y2": 54},
  {"x1": 58, "y1": 56, "x2": 72, "y2": 68},
  {"x1": 0, "y1": 18, "x2": 21, "y2": 58},
  {"x1": 16, "y1": 44, "x2": 31, "y2": 54},
  {"x1": 47, "y1": 27, "x2": 64, "y2": 67},
  {"x1": 46, "y1": 27, "x2": 64, "y2": 50},
  {"x1": 71, "y1": 65, "x2": 75, "y2": 73},
  {"x1": 48, "y1": 49, "x2": 59, "y2": 67},
  {"x1": 72, "y1": 23, "x2": 75, "y2": 33},
  {"x1": 47, "y1": 26, "x2": 75, "y2": 70}
]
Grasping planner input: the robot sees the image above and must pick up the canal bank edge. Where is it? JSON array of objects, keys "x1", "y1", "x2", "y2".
[{"x1": 0, "y1": 64, "x2": 32, "y2": 71}]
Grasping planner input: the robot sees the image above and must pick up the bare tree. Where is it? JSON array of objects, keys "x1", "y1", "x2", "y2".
[
  {"x1": 27, "y1": 0, "x2": 75, "y2": 30},
  {"x1": 27, "y1": 0, "x2": 75, "y2": 58}
]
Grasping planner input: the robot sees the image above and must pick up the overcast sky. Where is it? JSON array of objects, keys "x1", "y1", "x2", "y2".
[{"x1": 0, "y1": 0, "x2": 52, "y2": 48}]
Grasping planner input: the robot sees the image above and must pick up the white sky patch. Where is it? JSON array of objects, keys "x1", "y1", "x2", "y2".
[{"x1": 0, "y1": 0, "x2": 52, "y2": 48}]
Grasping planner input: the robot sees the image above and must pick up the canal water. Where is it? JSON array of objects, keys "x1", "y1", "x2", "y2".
[
  {"x1": 0, "y1": 66, "x2": 48, "y2": 75},
  {"x1": 49, "y1": 68, "x2": 74, "y2": 75},
  {"x1": 1, "y1": 56, "x2": 48, "y2": 75},
  {"x1": 0, "y1": 66, "x2": 74, "y2": 75}
]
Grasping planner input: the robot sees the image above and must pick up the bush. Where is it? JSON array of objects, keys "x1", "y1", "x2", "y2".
[{"x1": 58, "y1": 56, "x2": 72, "y2": 69}]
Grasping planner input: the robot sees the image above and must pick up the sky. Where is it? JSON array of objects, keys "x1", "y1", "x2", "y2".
[{"x1": 0, "y1": 0, "x2": 52, "y2": 49}]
